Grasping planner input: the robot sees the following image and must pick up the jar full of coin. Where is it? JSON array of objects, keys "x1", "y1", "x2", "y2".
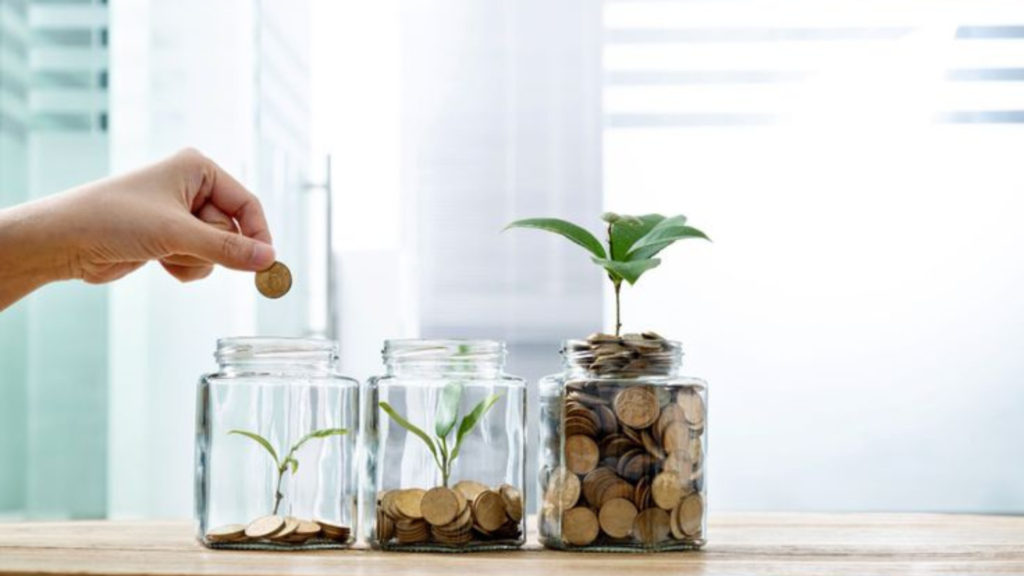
[
  {"x1": 195, "y1": 337, "x2": 359, "y2": 550},
  {"x1": 365, "y1": 340, "x2": 526, "y2": 552},
  {"x1": 538, "y1": 333, "x2": 707, "y2": 551}
]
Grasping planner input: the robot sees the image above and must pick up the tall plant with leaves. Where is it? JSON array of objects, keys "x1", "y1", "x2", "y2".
[
  {"x1": 505, "y1": 213, "x2": 709, "y2": 335},
  {"x1": 379, "y1": 384, "x2": 502, "y2": 488},
  {"x1": 229, "y1": 427, "x2": 348, "y2": 515}
]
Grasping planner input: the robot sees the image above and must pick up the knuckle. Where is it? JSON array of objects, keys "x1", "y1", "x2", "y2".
[{"x1": 219, "y1": 233, "x2": 247, "y2": 262}]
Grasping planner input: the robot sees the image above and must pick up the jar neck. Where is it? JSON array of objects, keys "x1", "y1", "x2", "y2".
[
  {"x1": 562, "y1": 333, "x2": 683, "y2": 379},
  {"x1": 384, "y1": 339, "x2": 506, "y2": 379},
  {"x1": 215, "y1": 337, "x2": 337, "y2": 376}
]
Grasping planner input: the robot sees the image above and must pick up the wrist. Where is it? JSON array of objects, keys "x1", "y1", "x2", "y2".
[{"x1": 0, "y1": 196, "x2": 77, "y2": 286}]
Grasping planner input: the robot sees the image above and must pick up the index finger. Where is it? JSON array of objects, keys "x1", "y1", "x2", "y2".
[{"x1": 181, "y1": 150, "x2": 273, "y2": 245}]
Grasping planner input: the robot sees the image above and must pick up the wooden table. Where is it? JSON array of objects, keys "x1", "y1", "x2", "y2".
[{"x1": 1, "y1": 513, "x2": 1023, "y2": 575}]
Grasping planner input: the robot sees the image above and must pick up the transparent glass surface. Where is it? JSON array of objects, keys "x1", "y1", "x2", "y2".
[
  {"x1": 363, "y1": 340, "x2": 526, "y2": 552},
  {"x1": 195, "y1": 338, "x2": 358, "y2": 550},
  {"x1": 538, "y1": 340, "x2": 707, "y2": 552}
]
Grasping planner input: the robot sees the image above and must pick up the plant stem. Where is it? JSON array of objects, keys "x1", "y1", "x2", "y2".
[
  {"x1": 607, "y1": 222, "x2": 622, "y2": 336},
  {"x1": 272, "y1": 465, "x2": 285, "y2": 515},
  {"x1": 440, "y1": 436, "x2": 450, "y2": 488},
  {"x1": 614, "y1": 280, "x2": 622, "y2": 336}
]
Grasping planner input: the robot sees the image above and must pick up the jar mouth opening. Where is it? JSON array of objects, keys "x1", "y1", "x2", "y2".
[
  {"x1": 561, "y1": 333, "x2": 682, "y2": 377},
  {"x1": 216, "y1": 337, "x2": 338, "y2": 363},
  {"x1": 383, "y1": 339, "x2": 506, "y2": 363}
]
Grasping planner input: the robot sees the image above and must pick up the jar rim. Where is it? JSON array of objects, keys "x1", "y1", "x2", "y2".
[
  {"x1": 383, "y1": 339, "x2": 505, "y2": 359},
  {"x1": 215, "y1": 336, "x2": 338, "y2": 363}
]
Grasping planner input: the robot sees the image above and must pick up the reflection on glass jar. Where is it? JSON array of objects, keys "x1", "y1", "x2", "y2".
[
  {"x1": 195, "y1": 337, "x2": 359, "y2": 550},
  {"x1": 364, "y1": 340, "x2": 526, "y2": 552},
  {"x1": 538, "y1": 334, "x2": 707, "y2": 552}
]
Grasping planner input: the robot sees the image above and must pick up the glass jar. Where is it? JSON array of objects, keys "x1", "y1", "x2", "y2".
[
  {"x1": 364, "y1": 340, "x2": 526, "y2": 552},
  {"x1": 538, "y1": 333, "x2": 707, "y2": 552},
  {"x1": 195, "y1": 337, "x2": 359, "y2": 550}
]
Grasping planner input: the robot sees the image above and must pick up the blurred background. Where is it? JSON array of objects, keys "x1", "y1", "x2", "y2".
[{"x1": 1, "y1": 0, "x2": 1023, "y2": 520}]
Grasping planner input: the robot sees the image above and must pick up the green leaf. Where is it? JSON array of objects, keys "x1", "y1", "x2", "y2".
[
  {"x1": 610, "y1": 214, "x2": 665, "y2": 261},
  {"x1": 628, "y1": 223, "x2": 710, "y2": 261},
  {"x1": 592, "y1": 257, "x2": 662, "y2": 285},
  {"x1": 228, "y1": 430, "x2": 280, "y2": 467},
  {"x1": 379, "y1": 401, "x2": 439, "y2": 463},
  {"x1": 434, "y1": 382, "x2": 463, "y2": 439},
  {"x1": 289, "y1": 427, "x2": 348, "y2": 455},
  {"x1": 285, "y1": 457, "x2": 298, "y2": 475},
  {"x1": 451, "y1": 393, "x2": 503, "y2": 461},
  {"x1": 505, "y1": 218, "x2": 607, "y2": 259}
]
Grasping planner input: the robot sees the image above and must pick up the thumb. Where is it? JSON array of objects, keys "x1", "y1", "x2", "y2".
[{"x1": 184, "y1": 221, "x2": 276, "y2": 271}]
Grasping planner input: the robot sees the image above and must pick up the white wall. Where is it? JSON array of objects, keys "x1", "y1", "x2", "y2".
[{"x1": 107, "y1": 0, "x2": 311, "y2": 518}]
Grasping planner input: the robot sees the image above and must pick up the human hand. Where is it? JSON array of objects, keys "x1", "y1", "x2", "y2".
[{"x1": 0, "y1": 148, "x2": 276, "y2": 309}]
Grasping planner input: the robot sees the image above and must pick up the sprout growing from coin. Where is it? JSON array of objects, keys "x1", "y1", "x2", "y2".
[
  {"x1": 229, "y1": 427, "x2": 348, "y2": 515},
  {"x1": 379, "y1": 384, "x2": 502, "y2": 488},
  {"x1": 505, "y1": 214, "x2": 709, "y2": 336}
]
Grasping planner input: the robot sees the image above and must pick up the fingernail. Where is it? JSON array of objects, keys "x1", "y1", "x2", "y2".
[{"x1": 251, "y1": 242, "x2": 276, "y2": 269}]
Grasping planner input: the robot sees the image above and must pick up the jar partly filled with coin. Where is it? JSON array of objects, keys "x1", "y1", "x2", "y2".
[
  {"x1": 538, "y1": 332, "x2": 707, "y2": 551},
  {"x1": 365, "y1": 340, "x2": 527, "y2": 552},
  {"x1": 195, "y1": 337, "x2": 359, "y2": 550}
]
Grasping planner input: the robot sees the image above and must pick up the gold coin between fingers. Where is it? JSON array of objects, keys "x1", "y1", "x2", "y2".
[{"x1": 255, "y1": 261, "x2": 292, "y2": 299}]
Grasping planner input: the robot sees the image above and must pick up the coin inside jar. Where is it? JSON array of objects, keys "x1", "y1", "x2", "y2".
[{"x1": 255, "y1": 261, "x2": 292, "y2": 299}]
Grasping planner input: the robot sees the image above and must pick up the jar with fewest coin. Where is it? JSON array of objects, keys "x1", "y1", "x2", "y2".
[
  {"x1": 195, "y1": 337, "x2": 359, "y2": 550},
  {"x1": 364, "y1": 340, "x2": 527, "y2": 552},
  {"x1": 538, "y1": 333, "x2": 707, "y2": 551}
]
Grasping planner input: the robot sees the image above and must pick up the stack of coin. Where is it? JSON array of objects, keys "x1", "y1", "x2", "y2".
[
  {"x1": 539, "y1": 345, "x2": 707, "y2": 550},
  {"x1": 205, "y1": 515, "x2": 351, "y2": 548},
  {"x1": 566, "y1": 332, "x2": 678, "y2": 377},
  {"x1": 376, "y1": 482, "x2": 524, "y2": 548}
]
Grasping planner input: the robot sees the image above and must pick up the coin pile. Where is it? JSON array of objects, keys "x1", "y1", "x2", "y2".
[
  {"x1": 540, "y1": 361, "x2": 707, "y2": 549},
  {"x1": 205, "y1": 515, "x2": 351, "y2": 547},
  {"x1": 255, "y1": 261, "x2": 292, "y2": 299},
  {"x1": 566, "y1": 332, "x2": 678, "y2": 377},
  {"x1": 376, "y1": 481, "x2": 524, "y2": 548}
]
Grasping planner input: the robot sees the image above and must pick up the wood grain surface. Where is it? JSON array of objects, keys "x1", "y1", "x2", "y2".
[{"x1": 1, "y1": 513, "x2": 1023, "y2": 575}]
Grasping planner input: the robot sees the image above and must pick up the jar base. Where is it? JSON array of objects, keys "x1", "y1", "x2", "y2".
[
  {"x1": 372, "y1": 540, "x2": 525, "y2": 553},
  {"x1": 200, "y1": 537, "x2": 354, "y2": 551},
  {"x1": 539, "y1": 536, "x2": 705, "y2": 552}
]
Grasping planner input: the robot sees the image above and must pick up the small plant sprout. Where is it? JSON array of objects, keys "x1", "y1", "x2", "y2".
[
  {"x1": 229, "y1": 427, "x2": 349, "y2": 515},
  {"x1": 505, "y1": 213, "x2": 709, "y2": 336},
  {"x1": 379, "y1": 384, "x2": 502, "y2": 488}
]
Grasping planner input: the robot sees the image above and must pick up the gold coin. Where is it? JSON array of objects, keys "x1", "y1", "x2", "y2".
[
  {"x1": 472, "y1": 490, "x2": 508, "y2": 532},
  {"x1": 421, "y1": 486, "x2": 460, "y2": 526},
  {"x1": 565, "y1": 434, "x2": 600, "y2": 475},
  {"x1": 244, "y1": 515, "x2": 285, "y2": 539},
  {"x1": 206, "y1": 523, "x2": 247, "y2": 542},
  {"x1": 268, "y1": 516, "x2": 300, "y2": 541},
  {"x1": 453, "y1": 479, "x2": 489, "y2": 503},
  {"x1": 598, "y1": 497, "x2": 638, "y2": 539},
  {"x1": 294, "y1": 520, "x2": 321, "y2": 539},
  {"x1": 613, "y1": 387, "x2": 660, "y2": 429},
  {"x1": 316, "y1": 519, "x2": 350, "y2": 541},
  {"x1": 255, "y1": 261, "x2": 292, "y2": 299},
  {"x1": 679, "y1": 493, "x2": 704, "y2": 536},
  {"x1": 395, "y1": 518, "x2": 430, "y2": 544},
  {"x1": 651, "y1": 471, "x2": 686, "y2": 511},
  {"x1": 561, "y1": 507, "x2": 600, "y2": 546},
  {"x1": 546, "y1": 467, "x2": 581, "y2": 510},
  {"x1": 677, "y1": 390, "x2": 705, "y2": 427},
  {"x1": 394, "y1": 488, "x2": 426, "y2": 520},
  {"x1": 633, "y1": 508, "x2": 671, "y2": 545},
  {"x1": 662, "y1": 421, "x2": 691, "y2": 455},
  {"x1": 499, "y1": 484, "x2": 524, "y2": 522}
]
